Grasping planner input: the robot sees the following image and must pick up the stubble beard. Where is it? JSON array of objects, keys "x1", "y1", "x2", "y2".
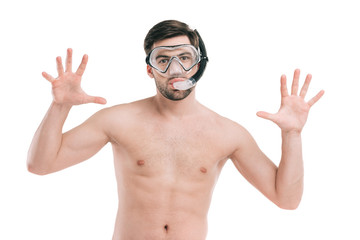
[{"x1": 154, "y1": 77, "x2": 193, "y2": 101}]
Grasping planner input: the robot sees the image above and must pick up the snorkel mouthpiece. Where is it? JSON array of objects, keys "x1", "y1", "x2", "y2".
[
  {"x1": 173, "y1": 78, "x2": 197, "y2": 90},
  {"x1": 173, "y1": 29, "x2": 208, "y2": 91}
]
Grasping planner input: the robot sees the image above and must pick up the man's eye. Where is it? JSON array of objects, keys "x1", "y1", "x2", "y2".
[
  {"x1": 158, "y1": 59, "x2": 169, "y2": 65},
  {"x1": 180, "y1": 56, "x2": 192, "y2": 62}
]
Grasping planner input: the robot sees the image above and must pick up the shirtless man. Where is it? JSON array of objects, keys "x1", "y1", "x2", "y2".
[{"x1": 27, "y1": 20, "x2": 324, "y2": 240}]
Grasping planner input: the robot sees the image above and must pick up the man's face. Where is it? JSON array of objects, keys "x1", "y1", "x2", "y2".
[{"x1": 147, "y1": 35, "x2": 198, "y2": 101}]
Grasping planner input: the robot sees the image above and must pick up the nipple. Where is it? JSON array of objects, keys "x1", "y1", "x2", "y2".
[
  {"x1": 137, "y1": 160, "x2": 145, "y2": 166},
  {"x1": 173, "y1": 78, "x2": 196, "y2": 90}
]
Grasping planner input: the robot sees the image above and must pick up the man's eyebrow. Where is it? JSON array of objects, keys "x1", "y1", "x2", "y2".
[
  {"x1": 155, "y1": 55, "x2": 169, "y2": 60},
  {"x1": 155, "y1": 51, "x2": 192, "y2": 60},
  {"x1": 178, "y1": 51, "x2": 192, "y2": 56}
]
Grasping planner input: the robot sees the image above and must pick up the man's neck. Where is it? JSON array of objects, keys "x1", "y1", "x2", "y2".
[{"x1": 152, "y1": 91, "x2": 199, "y2": 120}]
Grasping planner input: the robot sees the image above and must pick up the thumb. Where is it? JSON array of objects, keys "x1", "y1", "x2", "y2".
[
  {"x1": 256, "y1": 111, "x2": 275, "y2": 121},
  {"x1": 83, "y1": 95, "x2": 107, "y2": 105}
]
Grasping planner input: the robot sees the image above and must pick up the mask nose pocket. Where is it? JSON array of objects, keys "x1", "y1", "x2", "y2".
[{"x1": 168, "y1": 58, "x2": 185, "y2": 75}]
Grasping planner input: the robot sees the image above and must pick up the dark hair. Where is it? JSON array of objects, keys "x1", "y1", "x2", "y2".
[{"x1": 144, "y1": 20, "x2": 199, "y2": 55}]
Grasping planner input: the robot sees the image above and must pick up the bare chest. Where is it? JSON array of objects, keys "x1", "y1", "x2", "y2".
[{"x1": 112, "y1": 120, "x2": 232, "y2": 179}]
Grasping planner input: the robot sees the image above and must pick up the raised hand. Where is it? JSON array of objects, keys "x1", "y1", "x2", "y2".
[
  {"x1": 42, "y1": 48, "x2": 107, "y2": 106},
  {"x1": 256, "y1": 69, "x2": 324, "y2": 133}
]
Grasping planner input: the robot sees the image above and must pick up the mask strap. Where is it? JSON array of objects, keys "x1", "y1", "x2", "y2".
[
  {"x1": 189, "y1": 29, "x2": 209, "y2": 83},
  {"x1": 172, "y1": 30, "x2": 209, "y2": 90}
]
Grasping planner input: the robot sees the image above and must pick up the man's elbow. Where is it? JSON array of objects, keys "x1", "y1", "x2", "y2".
[
  {"x1": 26, "y1": 158, "x2": 51, "y2": 176},
  {"x1": 27, "y1": 163, "x2": 48, "y2": 176},
  {"x1": 276, "y1": 199, "x2": 302, "y2": 210},
  {"x1": 274, "y1": 185, "x2": 303, "y2": 210},
  {"x1": 278, "y1": 203, "x2": 300, "y2": 210}
]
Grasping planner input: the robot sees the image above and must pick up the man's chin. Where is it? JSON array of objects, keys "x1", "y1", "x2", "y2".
[{"x1": 160, "y1": 88, "x2": 192, "y2": 101}]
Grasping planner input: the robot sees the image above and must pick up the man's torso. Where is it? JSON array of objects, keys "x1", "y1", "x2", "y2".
[{"x1": 100, "y1": 98, "x2": 241, "y2": 239}]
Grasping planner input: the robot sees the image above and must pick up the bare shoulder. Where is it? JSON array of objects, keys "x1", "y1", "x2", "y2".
[
  {"x1": 94, "y1": 97, "x2": 152, "y2": 121},
  {"x1": 90, "y1": 98, "x2": 153, "y2": 141},
  {"x1": 199, "y1": 105, "x2": 254, "y2": 151},
  {"x1": 202, "y1": 106, "x2": 249, "y2": 137}
]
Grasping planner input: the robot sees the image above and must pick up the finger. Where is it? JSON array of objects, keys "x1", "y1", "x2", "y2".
[
  {"x1": 65, "y1": 48, "x2": 72, "y2": 72},
  {"x1": 83, "y1": 95, "x2": 107, "y2": 105},
  {"x1": 56, "y1": 56, "x2": 64, "y2": 76},
  {"x1": 299, "y1": 74, "x2": 312, "y2": 98},
  {"x1": 75, "y1": 54, "x2": 88, "y2": 76},
  {"x1": 291, "y1": 69, "x2": 300, "y2": 95},
  {"x1": 42, "y1": 71, "x2": 55, "y2": 82},
  {"x1": 280, "y1": 74, "x2": 289, "y2": 98},
  {"x1": 308, "y1": 90, "x2": 325, "y2": 107},
  {"x1": 256, "y1": 111, "x2": 276, "y2": 122}
]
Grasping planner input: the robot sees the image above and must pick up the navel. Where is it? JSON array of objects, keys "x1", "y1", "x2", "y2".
[
  {"x1": 137, "y1": 160, "x2": 145, "y2": 166},
  {"x1": 200, "y1": 167, "x2": 207, "y2": 173}
]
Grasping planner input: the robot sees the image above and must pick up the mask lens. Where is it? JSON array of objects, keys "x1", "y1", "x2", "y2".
[{"x1": 148, "y1": 45, "x2": 200, "y2": 73}]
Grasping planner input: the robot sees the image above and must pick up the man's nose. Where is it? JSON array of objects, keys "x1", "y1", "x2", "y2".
[{"x1": 168, "y1": 59, "x2": 184, "y2": 75}]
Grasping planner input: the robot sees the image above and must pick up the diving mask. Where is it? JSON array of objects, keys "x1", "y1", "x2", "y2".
[{"x1": 145, "y1": 30, "x2": 208, "y2": 90}]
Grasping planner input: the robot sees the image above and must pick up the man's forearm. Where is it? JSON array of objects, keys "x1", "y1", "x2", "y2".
[
  {"x1": 27, "y1": 102, "x2": 72, "y2": 175},
  {"x1": 275, "y1": 131, "x2": 304, "y2": 209}
]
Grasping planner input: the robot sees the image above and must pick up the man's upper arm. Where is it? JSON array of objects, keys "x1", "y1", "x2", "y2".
[
  {"x1": 49, "y1": 108, "x2": 110, "y2": 173},
  {"x1": 229, "y1": 125, "x2": 278, "y2": 203}
]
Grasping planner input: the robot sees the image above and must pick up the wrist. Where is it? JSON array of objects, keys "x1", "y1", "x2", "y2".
[
  {"x1": 51, "y1": 101, "x2": 73, "y2": 112},
  {"x1": 281, "y1": 129, "x2": 302, "y2": 138}
]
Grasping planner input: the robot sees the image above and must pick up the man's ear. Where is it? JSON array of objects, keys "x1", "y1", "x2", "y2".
[{"x1": 147, "y1": 65, "x2": 154, "y2": 78}]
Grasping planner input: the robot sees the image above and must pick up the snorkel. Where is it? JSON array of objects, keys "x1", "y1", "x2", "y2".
[{"x1": 172, "y1": 30, "x2": 209, "y2": 90}]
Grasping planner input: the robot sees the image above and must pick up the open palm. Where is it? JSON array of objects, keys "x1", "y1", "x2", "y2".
[
  {"x1": 42, "y1": 48, "x2": 106, "y2": 106},
  {"x1": 257, "y1": 69, "x2": 324, "y2": 133}
]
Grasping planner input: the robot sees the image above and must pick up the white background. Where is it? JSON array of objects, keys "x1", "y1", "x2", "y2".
[{"x1": 1, "y1": 0, "x2": 359, "y2": 239}]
